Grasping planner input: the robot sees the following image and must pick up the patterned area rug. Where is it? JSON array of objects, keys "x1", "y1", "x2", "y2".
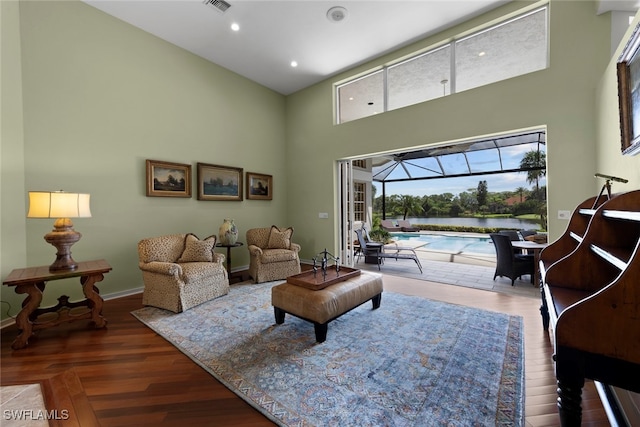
[{"x1": 132, "y1": 281, "x2": 524, "y2": 426}]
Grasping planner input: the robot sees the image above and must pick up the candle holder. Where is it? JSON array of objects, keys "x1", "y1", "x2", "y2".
[{"x1": 312, "y1": 248, "x2": 340, "y2": 281}]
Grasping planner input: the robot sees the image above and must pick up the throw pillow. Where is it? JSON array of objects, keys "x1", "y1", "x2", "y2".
[
  {"x1": 178, "y1": 233, "x2": 216, "y2": 262},
  {"x1": 267, "y1": 226, "x2": 293, "y2": 249}
]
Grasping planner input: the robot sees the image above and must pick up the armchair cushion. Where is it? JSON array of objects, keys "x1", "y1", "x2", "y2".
[
  {"x1": 180, "y1": 262, "x2": 223, "y2": 284},
  {"x1": 261, "y1": 248, "x2": 299, "y2": 264},
  {"x1": 267, "y1": 226, "x2": 293, "y2": 249},
  {"x1": 178, "y1": 233, "x2": 217, "y2": 263}
]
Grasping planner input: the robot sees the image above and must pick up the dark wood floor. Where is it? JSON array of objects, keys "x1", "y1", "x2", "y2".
[{"x1": 1, "y1": 272, "x2": 608, "y2": 426}]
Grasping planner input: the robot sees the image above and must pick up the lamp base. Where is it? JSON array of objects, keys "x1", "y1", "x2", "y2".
[{"x1": 44, "y1": 226, "x2": 82, "y2": 272}]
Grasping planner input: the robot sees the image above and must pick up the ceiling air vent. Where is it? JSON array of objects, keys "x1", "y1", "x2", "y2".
[{"x1": 203, "y1": 0, "x2": 231, "y2": 13}]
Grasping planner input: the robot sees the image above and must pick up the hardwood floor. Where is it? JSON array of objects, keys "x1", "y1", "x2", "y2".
[{"x1": 1, "y1": 272, "x2": 608, "y2": 426}]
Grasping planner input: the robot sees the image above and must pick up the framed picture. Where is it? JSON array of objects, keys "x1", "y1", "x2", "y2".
[
  {"x1": 197, "y1": 163, "x2": 243, "y2": 201},
  {"x1": 146, "y1": 159, "x2": 192, "y2": 198},
  {"x1": 246, "y1": 172, "x2": 273, "y2": 200},
  {"x1": 617, "y1": 22, "x2": 640, "y2": 156}
]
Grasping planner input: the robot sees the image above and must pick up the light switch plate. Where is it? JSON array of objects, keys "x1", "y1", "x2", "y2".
[
  {"x1": 318, "y1": 212, "x2": 329, "y2": 219},
  {"x1": 558, "y1": 210, "x2": 571, "y2": 220}
]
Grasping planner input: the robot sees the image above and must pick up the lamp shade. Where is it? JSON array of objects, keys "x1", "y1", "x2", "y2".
[{"x1": 27, "y1": 191, "x2": 91, "y2": 219}]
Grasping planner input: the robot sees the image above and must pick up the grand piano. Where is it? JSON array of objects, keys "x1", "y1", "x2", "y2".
[{"x1": 539, "y1": 189, "x2": 640, "y2": 426}]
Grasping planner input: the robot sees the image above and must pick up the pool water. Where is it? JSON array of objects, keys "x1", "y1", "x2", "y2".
[{"x1": 393, "y1": 233, "x2": 494, "y2": 255}]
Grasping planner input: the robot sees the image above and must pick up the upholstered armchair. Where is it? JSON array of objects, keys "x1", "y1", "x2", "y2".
[
  {"x1": 138, "y1": 233, "x2": 229, "y2": 313},
  {"x1": 246, "y1": 226, "x2": 301, "y2": 283}
]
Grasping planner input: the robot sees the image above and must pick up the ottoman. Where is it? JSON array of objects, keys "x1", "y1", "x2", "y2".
[{"x1": 271, "y1": 271, "x2": 383, "y2": 342}]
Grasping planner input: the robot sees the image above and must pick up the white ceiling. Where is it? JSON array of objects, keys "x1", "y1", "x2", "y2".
[{"x1": 84, "y1": 0, "x2": 639, "y2": 96}]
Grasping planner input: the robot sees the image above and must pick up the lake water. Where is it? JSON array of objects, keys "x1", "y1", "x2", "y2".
[{"x1": 398, "y1": 216, "x2": 540, "y2": 230}]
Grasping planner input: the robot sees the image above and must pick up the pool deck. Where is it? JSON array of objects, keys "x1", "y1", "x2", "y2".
[{"x1": 357, "y1": 231, "x2": 540, "y2": 299}]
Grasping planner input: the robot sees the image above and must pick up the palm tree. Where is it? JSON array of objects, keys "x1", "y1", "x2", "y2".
[
  {"x1": 520, "y1": 151, "x2": 547, "y2": 230},
  {"x1": 477, "y1": 180, "x2": 488, "y2": 206},
  {"x1": 515, "y1": 186, "x2": 527, "y2": 203},
  {"x1": 519, "y1": 151, "x2": 546, "y2": 193},
  {"x1": 399, "y1": 195, "x2": 424, "y2": 220}
]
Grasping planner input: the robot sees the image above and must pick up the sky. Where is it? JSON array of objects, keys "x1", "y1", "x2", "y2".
[{"x1": 371, "y1": 143, "x2": 546, "y2": 198}]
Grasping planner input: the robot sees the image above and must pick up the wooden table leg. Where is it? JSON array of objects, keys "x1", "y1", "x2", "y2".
[
  {"x1": 12, "y1": 282, "x2": 44, "y2": 350},
  {"x1": 557, "y1": 377, "x2": 584, "y2": 426},
  {"x1": 225, "y1": 247, "x2": 232, "y2": 275},
  {"x1": 81, "y1": 273, "x2": 107, "y2": 328}
]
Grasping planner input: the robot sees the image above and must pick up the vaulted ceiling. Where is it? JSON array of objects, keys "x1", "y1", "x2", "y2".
[{"x1": 83, "y1": 1, "x2": 638, "y2": 95}]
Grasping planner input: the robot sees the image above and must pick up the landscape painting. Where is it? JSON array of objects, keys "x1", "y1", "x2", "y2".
[
  {"x1": 146, "y1": 159, "x2": 191, "y2": 198},
  {"x1": 246, "y1": 172, "x2": 273, "y2": 200},
  {"x1": 197, "y1": 163, "x2": 243, "y2": 201}
]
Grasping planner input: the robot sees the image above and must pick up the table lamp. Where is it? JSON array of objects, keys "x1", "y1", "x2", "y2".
[{"x1": 27, "y1": 191, "x2": 91, "y2": 271}]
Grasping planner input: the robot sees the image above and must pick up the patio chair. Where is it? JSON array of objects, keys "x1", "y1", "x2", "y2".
[
  {"x1": 398, "y1": 220, "x2": 419, "y2": 232},
  {"x1": 362, "y1": 226, "x2": 418, "y2": 256},
  {"x1": 519, "y1": 229, "x2": 537, "y2": 239},
  {"x1": 380, "y1": 220, "x2": 402, "y2": 232},
  {"x1": 354, "y1": 228, "x2": 384, "y2": 263},
  {"x1": 490, "y1": 233, "x2": 534, "y2": 285},
  {"x1": 355, "y1": 228, "x2": 423, "y2": 273}
]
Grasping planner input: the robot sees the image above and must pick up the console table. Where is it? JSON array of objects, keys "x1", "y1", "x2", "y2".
[{"x1": 2, "y1": 259, "x2": 112, "y2": 350}]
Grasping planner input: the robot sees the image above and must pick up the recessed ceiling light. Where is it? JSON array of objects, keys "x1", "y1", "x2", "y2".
[
  {"x1": 230, "y1": 22, "x2": 240, "y2": 31},
  {"x1": 478, "y1": 51, "x2": 486, "y2": 57},
  {"x1": 290, "y1": 61, "x2": 298, "y2": 68},
  {"x1": 327, "y1": 6, "x2": 348, "y2": 23}
]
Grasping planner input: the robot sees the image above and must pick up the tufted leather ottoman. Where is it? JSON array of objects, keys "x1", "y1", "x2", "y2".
[{"x1": 271, "y1": 271, "x2": 383, "y2": 342}]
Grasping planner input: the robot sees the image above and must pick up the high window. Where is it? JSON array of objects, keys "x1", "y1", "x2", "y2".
[
  {"x1": 337, "y1": 71, "x2": 384, "y2": 124},
  {"x1": 388, "y1": 45, "x2": 452, "y2": 112},
  {"x1": 336, "y1": 6, "x2": 548, "y2": 124},
  {"x1": 455, "y1": 8, "x2": 548, "y2": 92}
]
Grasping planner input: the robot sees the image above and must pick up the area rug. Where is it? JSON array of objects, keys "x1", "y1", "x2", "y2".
[{"x1": 132, "y1": 281, "x2": 524, "y2": 426}]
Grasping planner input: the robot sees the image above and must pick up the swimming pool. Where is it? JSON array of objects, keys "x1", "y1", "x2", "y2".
[{"x1": 392, "y1": 233, "x2": 495, "y2": 255}]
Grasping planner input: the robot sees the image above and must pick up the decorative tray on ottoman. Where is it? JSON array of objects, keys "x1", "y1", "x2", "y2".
[{"x1": 287, "y1": 267, "x2": 361, "y2": 290}]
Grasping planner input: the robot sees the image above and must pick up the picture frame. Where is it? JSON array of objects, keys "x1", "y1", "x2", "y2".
[
  {"x1": 246, "y1": 172, "x2": 273, "y2": 200},
  {"x1": 617, "y1": 22, "x2": 640, "y2": 156},
  {"x1": 146, "y1": 159, "x2": 192, "y2": 198},
  {"x1": 197, "y1": 163, "x2": 243, "y2": 201}
]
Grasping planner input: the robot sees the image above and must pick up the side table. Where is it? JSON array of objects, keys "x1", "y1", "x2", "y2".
[
  {"x1": 216, "y1": 242, "x2": 244, "y2": 283},
  {"x1": 2, "y1": 259, "x2": 112, "y2": 350},
  {"x1": 364, "y1": 242, "x2": 384, "y2": 264}
]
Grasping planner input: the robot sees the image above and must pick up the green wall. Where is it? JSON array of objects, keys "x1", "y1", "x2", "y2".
[
  {"x1": 1, "y1": 0, "x2": 287, "y2": 318},
  {"x1": 2, "y1": 0, "x2": 640, "y2": 323},
  {"x1": 596, "y1": 13, "x2": 640, "y2": 189},
  {"x1": 285, "y1": 0, "x2": 638, "y2": 258}
]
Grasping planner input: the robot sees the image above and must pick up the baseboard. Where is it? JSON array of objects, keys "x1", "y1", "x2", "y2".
[{"x1": 1, "y1": 317, "x2": 17, "y2": 329}]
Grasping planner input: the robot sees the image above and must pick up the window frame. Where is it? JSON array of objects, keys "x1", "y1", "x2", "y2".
[{"x1": 335, "y1": 5, "x2": 549, "y2": 124}]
